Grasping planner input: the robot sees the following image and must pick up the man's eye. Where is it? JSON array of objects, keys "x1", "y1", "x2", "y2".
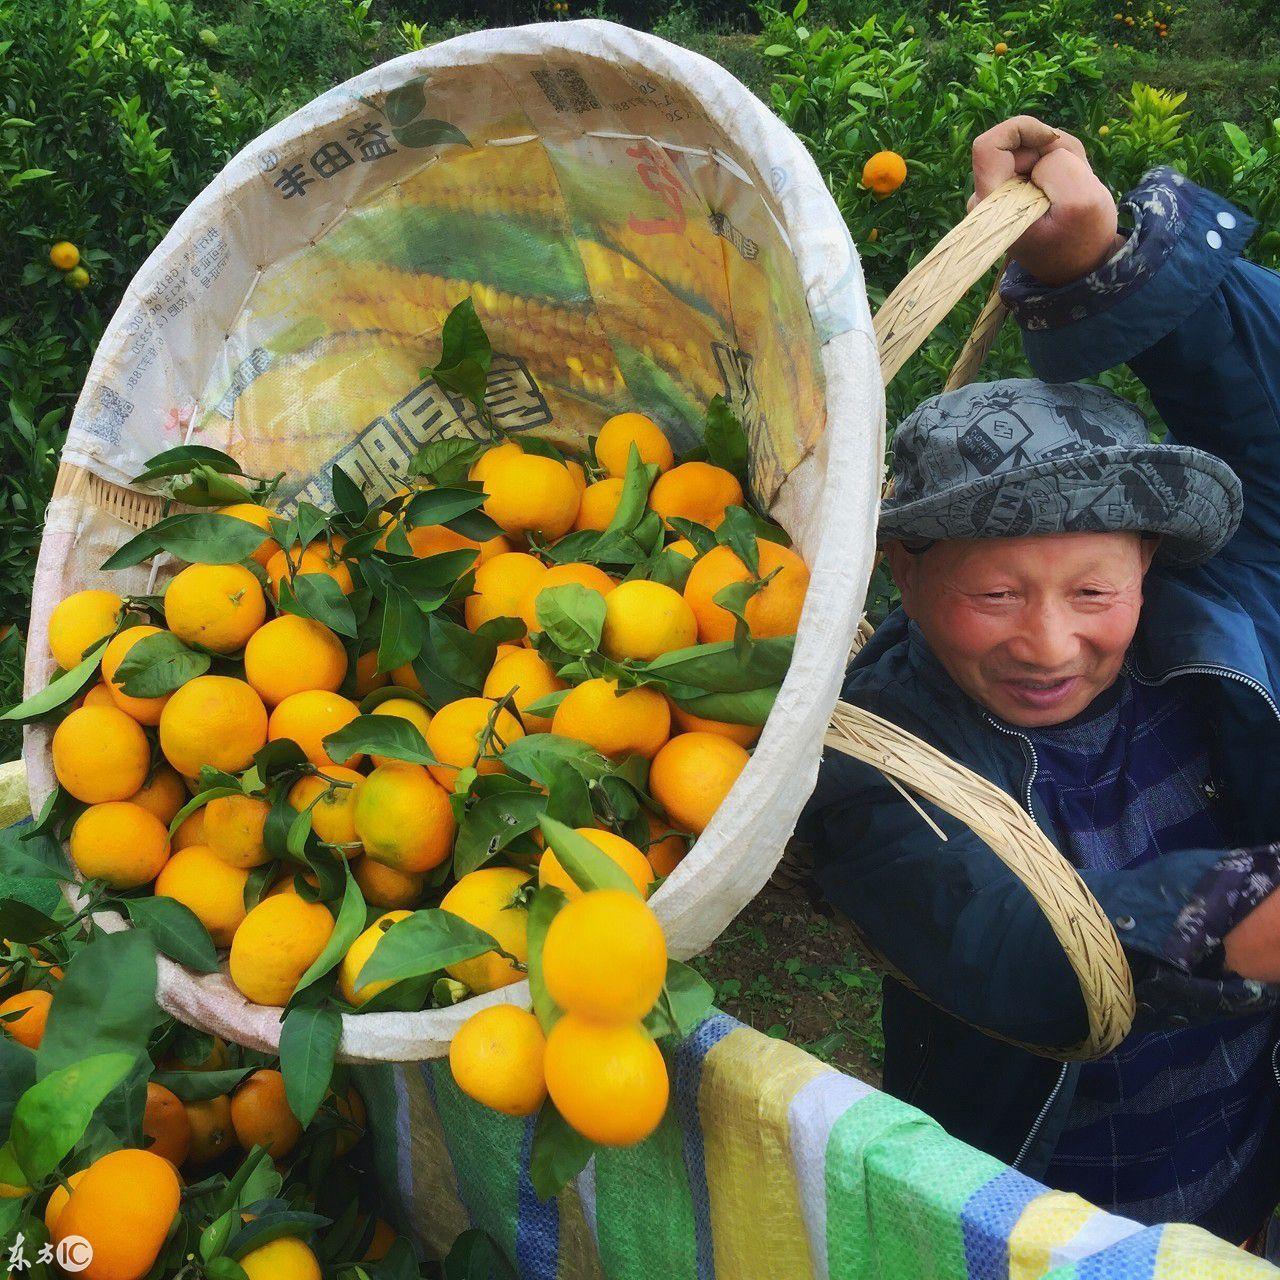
[{"x1": 982, "y1": 591, "x2": 1014, "y2": 601}]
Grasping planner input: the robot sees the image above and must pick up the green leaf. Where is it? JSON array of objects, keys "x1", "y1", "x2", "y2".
[
  {"x1": 322, "y1": 713, "x2": 438, "y2": 767},
  {"x1": 201, "y1": 1208, "x2": 237, "y2": 1264},
  {"x1": 0, "y1": 1039, "x2": 37, "y2": 1136},
  {"x1": 523, "y1": 689, "x2": 570, "y2": 719},
  {"x1": 123, "y1": 896, "x2": 220, "y2": 973},
  {"x1": 330, "y1": 466, "x2": 368, "y2": 523},
  {"x1": 667, "y1": 520, "x2": 716, "y2": 555},
  {"x1": 151, "y1": 1067, "x2": 256, "y2": 1101},
  {"x1": 712, "y1": 577, "x2": 767, "y2": 650},
  {"x1": 133, "y1": 445, "x2": 244, "y2": 485},
  {"x1": 431, "y1": 298, "x2": 491, "y2": 414},
  {"x1": 1222, "y1": 121, "x2": 1253, "y2": 162},
  {"x1": 453, "y1": 778, "x2": 547, "y2": 877},
  {"x1": 672, "y1": 686, "x2": 778, "y2": 726},
  {"x1": 206, "y1": 1257, "x2": 252, "y2": 1280},
  {"x1": 409, "y1": 437, "x2": 485, "y2": 485},
  {"x1": 535, "y1": 584, "x2": 605, "y2": 655},
  {"x1": 536, "y1": 816, "x2": 641, "y2": 896},
  {"x1": 167, "y1": 786, "x2": 242, "y2": 837},
  {"x1": 278, "y1": 574, "x2": 358, "y2": 639},
  {"x1": 526, "y1": 887, "x2": 567, "y2": 1034},
  {"x1": 645, "y1": 959, "x2": 714, "y2": 1039},
  {"x1": 396, "y1": 117, "x2": 470, "y2": 149},
  {"x1": 279, "y1": 1005, "x2": 341, "y2": 1125},
  {"x1": 529, "y1": 1101, "x2": 594, "y2": 1201},
  {"x1": 412, "y1": 615, "x2": 515, "y2": 705},
  {"x1": 115, "y1": 629, "x2": 210, "y2": 696},
  {"x1": 500, "y1": 734, "x2": 612, "y2": 787},
  {"x1": 648, "y1": 547, "x2": 694, "y2": 592},
  {"x1": 228, "y1": 1209, "x2": 331, "y2": 1261},
  {"x1": 704, "y1": 395, "x2": 750, "y2": 483},
  {"x1": 639, "y1": 635, "x2": 793, "y2": 692},
  {"x1": 715, "y1": 505, "x2": 760, "y2": 575},
  {"x1": 377, "y1": 585, "x2": 428, "y2": 674},
  {"x1": 443, "y1": 1228, "x2": 518, "y2": 1280},
  {"x1": 388, "y1": 550, "x2": 478, "y2": 599},
  {"x1": 385, "y1": 74, "x2": 426, "y2": 127},
  {"x1": 404, "y1": 487, "x2": 489, "y2": 529},
  {"x1": 599, "y1": 447, "x2": 659, "y2": 541},
  {"x1": 101, "y1": 512, "x2": 269, "y2": 570},
  {"x1": 0, "y1": 899, "x2": 59, "y2": 945},
  {"x1": 292, "y1": 861, "x2": 364, "y2": 1001},
  {"x1": 1, "y1": 639, "x2": 107, "y2": 723},
  {"x1": 356, "y1": 910, "x2": 500, "y2": 988}
]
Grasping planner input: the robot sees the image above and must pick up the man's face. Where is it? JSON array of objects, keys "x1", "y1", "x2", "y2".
[{"x1": 885, "y1": 531, "x2": 1157, "y2": 728}]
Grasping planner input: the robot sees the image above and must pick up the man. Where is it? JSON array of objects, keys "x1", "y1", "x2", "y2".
[{"x1": 800, "y1": 115, "x2": 1280, "y2": 1242}]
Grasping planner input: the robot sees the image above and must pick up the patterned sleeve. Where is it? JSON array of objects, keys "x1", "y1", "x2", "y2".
[{"x1": 1164, "y1": 845, "x2": 1280, "y2": 975}]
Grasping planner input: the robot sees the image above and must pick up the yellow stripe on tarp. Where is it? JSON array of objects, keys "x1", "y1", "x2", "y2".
[
  {"x1": 399, "y1": 1065, "x2": 471, "y2": 1260},
  {"x1": 0, "y1": 759, "x2": 31, "y2": 831},
  {"x1": 555, "y1": 1181, "x2": 608, "y2": 1280},
  {"x1": 1154, "y1": 1222, "x2": 1276, "y2": 1278},
  {"x1": 698, "y1": 1025, "x2": 831, "y2": 1280},
  {"x1": 1008, "y1": 1191, "x2": 1097, "y2": 1280}
]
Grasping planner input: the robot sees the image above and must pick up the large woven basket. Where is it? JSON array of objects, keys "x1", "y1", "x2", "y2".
[{"x1": 24, "y1": 22, "x2": 1132, "y2": 1061}]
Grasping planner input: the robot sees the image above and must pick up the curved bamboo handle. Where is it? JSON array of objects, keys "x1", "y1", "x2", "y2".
[{"x1": 874, "y1": 178, "x2": 1047, "y2": 386}]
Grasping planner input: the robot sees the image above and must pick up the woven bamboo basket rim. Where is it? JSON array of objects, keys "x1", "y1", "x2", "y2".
[{"x1": 48, "y1": 177, "x2": 1134, "y2": 1063}]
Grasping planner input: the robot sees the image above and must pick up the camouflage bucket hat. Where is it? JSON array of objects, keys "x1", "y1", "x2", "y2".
[{"x1": 879, "y1": 379, "x2": 1243, "y2": 566}]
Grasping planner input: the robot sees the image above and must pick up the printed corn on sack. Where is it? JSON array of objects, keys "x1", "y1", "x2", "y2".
[{"x1": 23, "y1": 21, "x2": 884, "y2": 1060}]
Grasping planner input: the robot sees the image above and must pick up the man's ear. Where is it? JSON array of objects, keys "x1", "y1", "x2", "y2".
[
  {"x1": 1139, "y1": 534, "x2": 1161, "y2": 573},
  {"x1": 883, "y1": 540, "x2": 918, "y2": 617}
]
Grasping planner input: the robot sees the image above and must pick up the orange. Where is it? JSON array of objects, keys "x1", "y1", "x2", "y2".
[
  {"x1": 649, "y1": 731, "x2": 750, "y2": 835},
  {"x1": 645, "y1": 811, "x2": 687, "y2": 877},
  {"x1": 81, "y1": 683, "x2": 115, "y2": 708},
  {"x1": 229, "y1": 894, "x2": 334, "y2": 1006},
  {"x1": 552, "y1": 678, "x2": 670, "y2": 760},
  {"x1": 683, "y1": 540, "x2": 809, "y2": 643},
  {"x1": 424, "y1": 696, "x2": 524, "y2": 790},
  {"x1": 993, "y1": 39, "x2": 1008, "y2": 53},
  {"x1": 47, "y1": 588, "x2": 122, "y2": 670},
  {"x1": 483, "y1": 649, "x2": 565, "y2": 734},
  {"x1": 218, "y1": 502, "x2": 279, "y2": 567},
  {"x1": 240, "y1": 1236, "x2": 322, "y2": 1280},
  {"x1": 69, "y1": 801, "x2": 170, "y2": 889},
  {"x1": 268, "y1": 689, "x2": 361, "y2": 767},
  {"x1": 164, "y1": 1035, "x2": 230, "y2": 1073},
  {"x1": 671, "y1": 702, "x2": 761, "y2": 747},
  {"x1": 143, "y1": 1082, "x2": 191, "y2": 1165},
  {"x1": 172, "y1": 806, "x2": 207, "y2": 850},
  {"x1": 183, "y1": 1094, "x2": 234, "y2": 1163},
  {"x1": 338, "y1": 910, "x2": 411, "y2": 1006},
  {"x1": 595, "y1": 412, "x2": 674, "y2": 478},
  {"x1": 567, "y1": 459, "x2": 587, "y2": 496},
  {"x1": 468, "y1": 440, "x2": 523, "y2": 485},
  {"x1": 332, "y1": 1085, "x2": 367, "y2": 1156},
  {"x1": 405, "y1": 522, "x2": 510, "y2": 566},
  {"x1": 649, "y1": 462, "x2": 743, "y2": 530},
  {"x1": 43, "y1": 1168, "x2": 87, "y2": 1234},
  {"x1": 353, "y1": 857, "x2": 424, "y2": 909},
  {"x1": 574, "y1": 477, "x2": 624, "y2": 532},
  {"x1": 163, "y1": 562, "x2": 266, "y2": 654},
  {"x1": 601, "y1": 580, "x2": 696, "y2": 661},
  {"x1": 203, "y1": 793, "x2": 271, "y2": 868},
  {"x1": 52, "y1": 1148, "x2": 180, "y2": 1280},
  {"x1": 862, "y1": 149, "x2": 907, "y2": 196},
  {"x1": 154, "y1": 846, "x2": 249, "y2": 947},
  {"x1": 126, "y1": 765, "x2": 187, "y2": 825},
  {"x1": 539, "y1": 829, "x2": 654, "y2": 900},
  {"x1": 159, "y1": 676, "x2": 268, "y2": 776},
  {"x1": 464, "y1": 552, "x2": 547, "y2": 632},
  {"x1": 480, "y1": 451, "x2": 580, "y2": 541},
  {"x1": 0, "y1": 989, "x2": 52, "y2": 1049},
  {"x1": 542, "y1": 889, "x2": 667, "y2": 1021},
  {"x1": 667, "y1": 538, "x2": 698, "y2": 559},
  {"x1": 544, "y1": 1015, "x2": 669, "y2": 1146},
  {"x1": 49, "y1": 241, "x2": 80, "y2": 271},
  {"x1": 390, "y1": 661, "x2": 425, "y2": 694},
  {"x1": 361, "y1": 1218, "x2": 396, "y2": 1262},
  {"x1": 449, "y1": 1005, "x2": 547, "y2": 1117},
  {"x1": 266, "y1": 540, "x2": 353, "y2": 599},
  {"x1": 100, "y1": 625, "x2": 171, "y2": 724},
  {"x1": 244, "y1": 614, "x2": 347, "y2": 706},
  {"x1": 288, "y1": 767, "x2": 363, "y2": 852},
  {"x1": 369, "y1": 697, "x2": 432, "y2": 767},
  {"x1": 440, "y1": 867, "x2": 532, "y2": 994},
  {"x1": 353, "y1": 648, "x2": 390, "y2": 696},
  {"x1": 520, "y1": 562, "x2": 615, "y2": 633},
  {"x1": 352, "y1": 763, "x2": 456, "y2": 873},
  {"x1": 52, "y1": 704, "x2": 150, "y2": 803},
  {"x1": 230, "y1": 1069, "x2": 301, "y2": 1159}
]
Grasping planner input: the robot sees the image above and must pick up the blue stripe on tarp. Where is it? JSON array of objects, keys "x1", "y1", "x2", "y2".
[
  {"x1": 960, "y1": 1166, "x2": 1044, "y2": 1280},
  {"x1": 1073, "y1": 1223, "x2": 1163, "y2": 1279},
  {"x1": 516, "y1": 1110, "x2": 560, "y2": 1280},
  {"x1": 673, "y1": 1012, "x2": 736, "y2": 1280}
]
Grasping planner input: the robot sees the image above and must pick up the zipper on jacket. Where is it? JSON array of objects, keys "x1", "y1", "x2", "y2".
[
  {"x1": 982, "y1": 714, "x2": 1039, "y2": 813},
  {"x1": 1012, "y1": 1062, "x2": 1068, "y2": 1170},
  {"x1": 1124, "y1": 659, "x2": 1280, "y2": 725},
  {"x1": 1271, "y1": 1039, "x2": 1280, "y2": 1091}
]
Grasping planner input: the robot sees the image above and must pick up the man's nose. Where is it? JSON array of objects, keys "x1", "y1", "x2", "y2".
[{"x1": 1008, "y1": 601, "x2": 1080, "y2": 671}]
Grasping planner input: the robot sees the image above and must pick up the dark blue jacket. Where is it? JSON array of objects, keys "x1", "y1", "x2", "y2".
[{"x1": 800, "y1": 172, "x2": 1280, "y2": 1177}]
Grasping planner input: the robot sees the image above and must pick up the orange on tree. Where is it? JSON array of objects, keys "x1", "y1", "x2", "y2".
[
  {"x1": 862, "y1": 149, "x2": 907, "y2": 196},
  {"x1": 332, "y1": 1085, "x2": 367, "y2": 1156},
  {"x1": 649, "y1": 462, "x2": 743, "y2": 530},
  {"x1": 43, "y1": 1169, "x2": 87, "y2": 1234},
  {"x1": 519, "y1": 561, "x2": 616, "y2": 633},
  {"x1": 240, "y1": 1236, "x2": 322, "y2": 1280},
  {"x1": 352, "y1": 763, "x2": 456, "y2": 873},
  {"x1": 230, "y1": 1069, "x2": 301, "y2": 1159},
  {"x1": 172, "y1": 806, "x2": 207, "y2": 851},
  {"x1": 645, "y1": 811, "x2": 688, "y2": 877},
  {"x1": 595, "y1": 411, "x2": 674, "y2": 478},
  {"x1": 369, "y1": 697, "x2": 433, "y2": 767},
  {"x1": 184, "y1": 1093, "x2": 235, "y2": 1163},
  {"x1": 266, "y1": 540, "x2": 353, "y2": 599},
  {"x1": 67, "y1": 265, "x2": 90, "y2": 289},
  {"x1": 483, "y1": 648, "x2": 565, "y2": 734},
  {"x1": 464, "y1": 551, "x2": 547, "y2": 632},
  {"x1": 52, "y1": 705, "x2": 151, "y2": 802},
  {"x1": 204, "y1": 793, "x2": 271, "y2": 868},
  {"x1": 51, "y1": 1148, "x2": 180, "y2": 1280},
  {"x1": 667, "y1": 538, "x2": 698, "y2": 560},
  {"x1": 601, "y1": 579, "x2": 697, "y2": 662},
  {"x1": 159, "y1": 675, "x2": 268, "y2": 776},
  {"x1": 244, "y1": 614, "x2": 347, "y2": 707},
  {"x1": 479, "y1": 450, "x2": 580, "y2": 541},
  {"x1": 353, "y1": 648, "x2": 391, "y2": 697},
  {"x1": 468, "y1": 439, "x2": 523, "y2": 485},
  {"x1": 339, "y1": 910, "x2": 411, "y2": 1006},
  {"x1": 164, "y1": 1035, "x2": 231, "y2": 1073},
  {"x1": 405, "y1": 522, "x2": 510, "y2": 565},
  {"x1": 542, "y1": 889, "x2": 667, "y2": 1021},
  {"x1": 126, "y1": 765, "x2": 187, "y2": 825},
  {"x1": 353, "y1": 857, "x2": 424, "y2": 909},
  {"x1": 574, "y1": 477, "x2": 624, "y2": 532},
  {"x1": 0, "y1": 989, "x2": 52, "y2": 1049},
  {"x1": 163, "y1": 562, "x2": 266, "y2": 653},
  {"x1": 142, "y1": 1082, "x2": 191, "y2": 1166},
  {"x1": 424, "y1": 695, "x2": 524, "y2": 790},
  {"x1": 544, "y1": 1014, "x2": 669, "y2": 1147},
  {"x1": 390, "y1": 661, "x2": 426, "y2": 693},
  {"x1": 47, "y1": 588, "x2": 121, "y2": 670},
  {"x1": 69, "y1": 801, "x2": 170, "y2": 889},
  {"x1": 551, "y1": 678, "x2": 670, "y2": 760},
  {"x1": 449, "y1": 1004, "x2": 547, "y2": 1117},
  {"x1": 539, "y1": 829, "x2": 655, "y2": 900},
  {"x1": 683, "y1": 540, "x2": 810, "y2": 644},
  {"x1": 650, "y1": 731, "x2": 750, "y2": 835},
  {"x1": 100, "y1": 625, "x2": 172, "y2": 724},
  {"x1": 49, "y1": 241, "x2": 80, "y2": 270},
  {"x1": 218, "y1": 502, "x2": 279, "y2": 567},
  {"x1": 268, "y1": 689, "x2": 361, "y2": 768},
  {"x1": 567, "y1": 458, "x2": 587, "y2": 496},
  {"x1": 361, "y1": 1218, "x2": 397, "y2": 1262},
  {"x1": 81, "y1": 683, "x2": 115, "y2": 708},
  {"x1": 671, "y1": 702, "x2": 761, "y2": 747},
  {"x1": 229, "y1": 893, "x2": 334, "y2": 1006},
  {"x1": 994, "y1": 39, "x2": 1008, "y2": 53},
  {"x1": 440, "y1": 867, "x2": 532, "y2": 993},
  {"x1": 154, "y1": 845, "x2": 249, "y2": 947},
  {"x1": 289, "y1": 767, "x2": 363, "y2": 851}
]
